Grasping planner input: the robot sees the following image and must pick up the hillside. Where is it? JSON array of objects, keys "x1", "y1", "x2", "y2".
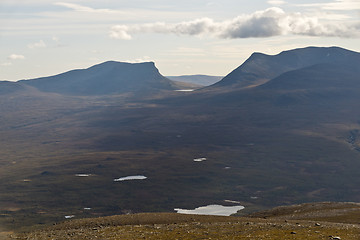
[
  {"x1": 259, "y1": 63, "x2": 360, "y2": 90},
  {"x1": 20, "y1": 61, "x2": 181, "y2": 95},
  {"x1": 210, "y1": 46, "x2": 360, "y2": 89},
  {"x1": 10, "y1": 202, "x2": 360, "y2": 240},
  {"x1": 1, "y1": 46, "x2": 360, "y2": 236},
  {"x1": 0, "y1": 81, "x2": 32, "y2": 94}
]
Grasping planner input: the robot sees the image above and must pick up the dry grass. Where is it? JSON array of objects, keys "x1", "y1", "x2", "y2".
[{"x1": 10, "y1": 203, "x2": 360, "y2": 240}]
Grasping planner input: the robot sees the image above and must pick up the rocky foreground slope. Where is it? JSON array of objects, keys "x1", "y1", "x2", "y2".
[{"x1": 10, "y1": 202, "x2": 360, "y2": 240}]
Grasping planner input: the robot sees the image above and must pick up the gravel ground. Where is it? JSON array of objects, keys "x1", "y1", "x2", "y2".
[{"x1": 9, "y1": 209, "x2": 360, "y2": 240}]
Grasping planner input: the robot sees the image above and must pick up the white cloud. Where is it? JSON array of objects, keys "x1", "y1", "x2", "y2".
[
  {"x1": 54, "y1": 2, "x2": 118, "y2": 14},
  {"x1": 268, "y1": 0, "x2": 286, "y2": 5},
  {"x1": 7, "y1": 54, "x2": 25, "y2": 60},
  {"x1": 284, "y1": 12, "x2": 355, "y2": 37},
  {"x1": 28, "y1": 40, "x2": 46, "y2": 49},
  {"x1": 109, "y1": 25, "x2": 132, "y2": 40},
  {"x1": 110, "y1": 18, "x2": 217, "y2": 40},
  {"x1": 221, "y1": 8, "x2": 286, "y2": 38},
  {"x1": 298, "y1": 0, "x2": 360, "y2": 11},
  {"x1": 0, "y1": 62, "x2": 12, "y2": 66},
  {"x1": 110, "y1": 7, "x2": 360, "y2": 40},
  {"x1": 51, "y1": 36, "x2": 66, "y2": 47},
  {"x1": 312, "y1": 12, "x2": 351, "y2": 21},
  {"x1": 52, "y1": 36, "x2": 59, "y2": 42}
]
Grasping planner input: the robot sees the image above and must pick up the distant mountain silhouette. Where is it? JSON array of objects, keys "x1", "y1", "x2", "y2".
[
  {"x1": 20, "y1": 61, "x2": 179, "y2": 95},
  {"x1": 210, "y1": 46, "x2": 360, "y2": 89}
]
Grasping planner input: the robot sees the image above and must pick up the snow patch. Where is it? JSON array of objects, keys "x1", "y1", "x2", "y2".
[
  {"x1": 114, "y1": 175, "x2": 147, "y2": 182},
  {"x1": 194, "y1": 157, "x2": 206, "y2": 162},
  {"x1": 75, "y1": 174, "x2": 91, "y2": 177},
  {"x1": 224, "y1": 200, "x2": 241, "y2": 204},
  {"x1": 174, "y1": 204, "x2": 244, "y2": 216}
]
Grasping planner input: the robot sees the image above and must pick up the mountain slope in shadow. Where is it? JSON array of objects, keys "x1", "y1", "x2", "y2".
[
  {"x1": 0, "y1": 81, "x2": 31, "y2": 95},
  {"x1": 20, "y1": 61, "x2": 178, "y2": 95},
  {"x1": 210, "y1": 46, "x2": 360, "y2": 89}
]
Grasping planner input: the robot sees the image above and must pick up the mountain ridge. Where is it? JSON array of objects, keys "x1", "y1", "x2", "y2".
[
  {"x1": 19, "y1": 61, "x2": 179, "y2": 96},
  {"x1": 210, "y1": 46, "x2": 360, "y2": 90},
  {"x1": 1, "y1": 46, "x2": 360, "y2": 236}
]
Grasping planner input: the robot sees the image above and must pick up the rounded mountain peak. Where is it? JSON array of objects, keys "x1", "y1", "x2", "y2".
[{"x1": 210, "y1": 46, "x2": 360, "y2": 89}]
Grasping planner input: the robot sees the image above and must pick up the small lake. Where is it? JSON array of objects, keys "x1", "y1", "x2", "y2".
[
  {"x1": 174, "y1": 204, "x2": 244, "y2": 216},
  {"x1": 175, "y1": 89, "x2": 195, "y2": 92}
]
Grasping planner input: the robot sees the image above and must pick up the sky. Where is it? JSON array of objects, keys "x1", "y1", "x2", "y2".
[{"x1": 1, "y1": 0, "x2": 359, "y2": 81}]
